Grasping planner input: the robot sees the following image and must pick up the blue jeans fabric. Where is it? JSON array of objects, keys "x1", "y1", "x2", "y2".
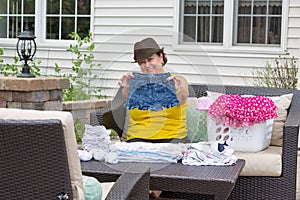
[{"x1": 125, "y1": 72, "x2": 180, "y2": 111}]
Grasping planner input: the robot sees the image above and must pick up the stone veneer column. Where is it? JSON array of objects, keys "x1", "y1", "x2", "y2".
[
  {"x1": 0, "y1": 77, "x2": 69, "y2": 111},
  {"x1": 63, "y1": 99, "x2": 112, "y2": 125}
]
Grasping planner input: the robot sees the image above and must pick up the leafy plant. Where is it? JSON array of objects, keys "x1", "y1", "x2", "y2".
[
  {"x1": 1, "y1": 32, "x2": 102, "y2": 100},
  {"x1": 74, "y1": 118, "x2": 85, "y2": 143},
  {"x1": 0, "y1": 48, "x2": 3, "y2": 65},
  {"x1": 110, "y1": 129, "x2": 119, "y2": 138},
  {"x1": 54, "y1": 31, "x2": 102, "y2": 101},
  {"x1": 0, "y1": 49, "x2": 18, "y2": 76},
  {"x1": 0, "y1": 52, "x2": 41, "y2": 77},
  {"x1": 252, "y1": 55, "x2": 298, "y2": 90}
]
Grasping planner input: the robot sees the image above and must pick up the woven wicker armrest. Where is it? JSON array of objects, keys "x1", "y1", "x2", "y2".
[{"x1": 106, "y1": 166, "x2": 150, "y2": 200}]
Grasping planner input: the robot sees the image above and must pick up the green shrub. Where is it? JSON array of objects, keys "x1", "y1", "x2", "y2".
[
  {"x1": 0, "y1": 48, "x2": 3, "y2": 65},
  {"x1": 110, "y1": 129, "x2": 119, "y2": 137},
  {"x1": 54, "y1": 31, "x2": 102, "y2": 101},
  {"x1": 0, "y1": 32, "x2": 101, "y2": 100},
  {"x1": 252, "y1": 54, "x2": 298, "y2": 90},
  {"x1": 74, "y1": 118, "x2": 85, "y2": 143},
  {"x1": 0, "y1": 48, "x2": 41, "y2": 77}
]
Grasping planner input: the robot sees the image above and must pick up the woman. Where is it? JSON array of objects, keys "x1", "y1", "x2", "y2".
[{"x1": 118, "y1": 37, "x2": 190, "y2": 143}]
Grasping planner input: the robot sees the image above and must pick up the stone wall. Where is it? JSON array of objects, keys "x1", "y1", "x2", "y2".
[
  {"x1": 0, "y1": 77, "x2": 112, "y2": 126},
  {"x1": 0, "y1": 77, "x2": 69, "y2": 110},
  {"x1": 63, "y1": 99, "x2": 112, "y2": 125}
]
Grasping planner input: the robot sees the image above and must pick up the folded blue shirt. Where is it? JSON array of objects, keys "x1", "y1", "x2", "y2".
[{"x1": 125, "y1": 72, "x2": 180, "y2": 111}]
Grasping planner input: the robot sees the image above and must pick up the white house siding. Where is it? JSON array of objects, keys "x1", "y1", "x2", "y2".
[
  {"x1": 91, "y1": 0, "x2": 300, "y2": 97},
  {"x1": 288, "y1": 0, "x2": 300, "y2": 55},
  {"x1": 91, "y1": 0, "x2": 175, "y2": 97},
  {"x1": 0, "y1": 0, "x2": 299, "y2": 98}
]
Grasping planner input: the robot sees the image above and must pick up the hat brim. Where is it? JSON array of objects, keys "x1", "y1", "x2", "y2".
[{"x1": 132, "y1": 48, "x2": 163, "y2": 63}]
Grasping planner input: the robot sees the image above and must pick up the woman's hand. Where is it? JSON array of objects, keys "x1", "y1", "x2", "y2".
[
  {"x1": 118, "y1": 73, "x2": 134, "y2": 89},
  {"x1": 118, "y1": 73, "x2": 134, "y2": 98},
  {"x1": 166, "y1": 75, "x2": 189, "y2": 104}
]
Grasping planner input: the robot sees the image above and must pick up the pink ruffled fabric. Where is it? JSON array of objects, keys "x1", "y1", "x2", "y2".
[{"x1": 208, "y1": 94, "x2": 278, "y2": 128}]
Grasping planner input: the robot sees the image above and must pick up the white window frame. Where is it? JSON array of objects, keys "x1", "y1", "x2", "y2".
[
  {"x1": 0, "y1": 0, "x2": 94, "y2": 48},
  {"x1": 173, "y1": 0, "x2": 289, "y2": 54}
]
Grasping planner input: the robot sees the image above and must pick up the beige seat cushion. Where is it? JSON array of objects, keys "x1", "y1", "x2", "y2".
[
  {"x1": 235, "y1": 146, "x2": 282, "y2": 176},
  {"x1": 270, "y1": 93, "x2": 293, "y2": 146},
  {"x1": 100, "y1": 182, "x2": 115, "y2": 200},
  {"x1": 0, "y1": 108, "x2": 84, "y2": 200}
]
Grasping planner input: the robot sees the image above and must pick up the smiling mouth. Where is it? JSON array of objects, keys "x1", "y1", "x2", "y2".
[{"x1": 145, "y1": 67, "x2": 154, "y2": 72}]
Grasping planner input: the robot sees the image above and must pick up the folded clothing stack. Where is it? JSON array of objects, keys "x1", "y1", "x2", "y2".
[
  {"x1": 79, "y1": 131, "x2": 237, "y2": 166},
  {"x1": 82, "y1": 124, "x2": 112, "y2": 152},
  {"x1": 79, "y1": 124, "x2": 113, "y2": 162},
  {"x1": 182, "y1": 142, "x2": 237, "y2": 166},
  {"x1": 109, "y1": 142, "x2": 188, "y2": 163}
]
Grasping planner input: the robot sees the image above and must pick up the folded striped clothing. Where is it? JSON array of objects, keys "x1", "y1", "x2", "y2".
[{"x1": 109, "y1": 142, "x2": 188, "y2": 163}]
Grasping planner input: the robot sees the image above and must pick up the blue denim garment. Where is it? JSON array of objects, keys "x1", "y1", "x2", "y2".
[{"x1": 126, "y1": 72, "x2": 180, "y2": 111}]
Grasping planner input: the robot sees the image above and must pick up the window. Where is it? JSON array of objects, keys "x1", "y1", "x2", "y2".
[
  {"x1": 179, "y1": 0, "x2": 283, "y2": 46},
  {"x1": 181, "y1": 0, "x2": 224, "y2": 43},
  {"x1": 46, "y1": 0, "x2": 91, "y2": 40},
  {"x1": 0, "y1": 0, "x2": 35, "y2": 38},
  {"x1": 0, "y1": 0, "x2": 91, "y2": 40},
  {"x1": 235, "y1": 0, "x2": 282, "y2": 45}
]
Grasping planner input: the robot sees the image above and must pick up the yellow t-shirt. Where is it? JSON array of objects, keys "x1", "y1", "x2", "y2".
[{"x1": 126, "y1": 102, "x2": 188, "y2": 140}]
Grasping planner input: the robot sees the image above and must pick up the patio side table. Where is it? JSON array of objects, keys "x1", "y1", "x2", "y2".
[{"x1": 81, "y1": 159, "x2": 245, "y2": 200}]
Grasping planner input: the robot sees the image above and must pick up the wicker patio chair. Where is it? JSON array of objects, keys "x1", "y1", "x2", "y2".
[
  {"x1": 90, "y1": 84, "x2": 300, "y2": 200},
  {"x1": 0, "y1": 119, "x2": 150, "y2": 200}
]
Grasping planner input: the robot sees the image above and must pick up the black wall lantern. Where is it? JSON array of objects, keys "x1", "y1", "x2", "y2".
[{"x1": 16, "y1": 24, "x2": 36, "y2": 78}]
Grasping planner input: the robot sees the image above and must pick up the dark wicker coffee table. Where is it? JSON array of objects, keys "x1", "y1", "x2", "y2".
[{"x1": 81, "y1": 159, "x2": 245, "y2": 200}]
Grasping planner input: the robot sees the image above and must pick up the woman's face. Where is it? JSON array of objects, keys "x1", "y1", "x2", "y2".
[{"x1": 138, "y1": 53, "x2": 164, "y2": 74}]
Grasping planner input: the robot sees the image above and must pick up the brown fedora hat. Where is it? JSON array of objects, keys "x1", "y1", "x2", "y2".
[{"x1": 133, "y1": 37, "x2": 163, "y2": 62}]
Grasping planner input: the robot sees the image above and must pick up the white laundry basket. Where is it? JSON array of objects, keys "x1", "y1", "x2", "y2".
[{"x1": 207, "y1": 116, "x2": 273, "y2": 152}]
